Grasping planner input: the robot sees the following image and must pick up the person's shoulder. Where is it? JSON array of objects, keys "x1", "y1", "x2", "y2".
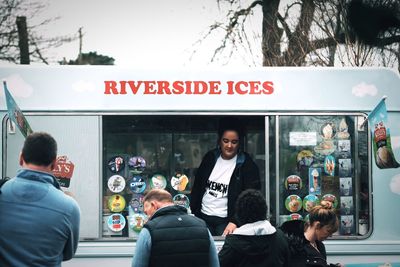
[
  {"x1": 185, "y1": 213, "x2": 208, "y2": 226},
  {"x1": 274, "y1": 228, "x2": 290, "y2": 245},
  {"x1": 200, "y1": 149, "x2": 219, "y2": 163},
  {"x1": 275, "y1": 228, "x2": 286, "y2": 237},
  {"x1": 65, "y1": 194, "x2": 80, "y2": 210},
  {"x1": 280, "y1": 219, "x2": 305, "y2": 236},
  {"x1": 316, "y1": 240, "x2": 326, "y2": 251},
  {"x1": 239, "y1": 152, "x2": 258, "y2": 169},
  {"x1": 205, "y1": 148, "x2": 218, "y2": 158},
  {"x1": 52, "y1": 189, "x2": 81, "y2": 214},
  {"x1": 240, "y1": 151, "x2": 255, "y2": 162}
]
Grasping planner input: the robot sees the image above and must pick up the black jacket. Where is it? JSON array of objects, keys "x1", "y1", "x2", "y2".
[
  {"x1": 280, "y1": 220, "x2": 339, "y2": 267},
  {"x1": 219, "y1": 220, "x2": 290, "y2": 267},
  {"x1": 190, "y1": 148, "x2": 260, "y2": 224},
  {"x1": 145, "y1": 205, "x2": 210, "y2": 267}
]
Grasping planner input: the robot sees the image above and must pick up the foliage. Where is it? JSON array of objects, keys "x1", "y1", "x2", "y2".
[
  {"x1": 0, "y1": 0, "x2": 77, "y2": 64},
  {"x1": 193, "y1": 0, "x2": 400, "y2": 69},
  {"x1": 62, "y1": 51, "x2": 115, "y2": 65}
]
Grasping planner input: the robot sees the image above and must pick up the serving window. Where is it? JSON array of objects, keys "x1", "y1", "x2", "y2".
[
  {"x1": 101, "y1": 115, "x2": 265, "y2": 239},
  {"x1": 275, "y1": 114, "x2": 371, "y2": 238},
  {"x1": 100, "y1": 114, "x2": 371, "y2": 240}
]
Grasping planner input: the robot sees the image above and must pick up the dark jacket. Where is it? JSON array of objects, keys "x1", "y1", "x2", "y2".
[
  {"x1": 219, "y1": 220, "x2": 290, "y2": 267},
  {"x1": 280, "y1": 220, "x2": 338, "y2": 267},
  {"x1": 144, "y1": 205, "x2": 210, "y2": 267},
  {"x1": 190, "y1": 148, "x2": 260, "y2": 224}
]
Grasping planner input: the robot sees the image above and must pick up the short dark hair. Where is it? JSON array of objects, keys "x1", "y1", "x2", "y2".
[
  {"x1": 235, "y1": 189, "x2": 267, "y2": 226},
  {"x1": 217, "y1": 116, "x2": 245, "y2": 141},
  {"x1": 21, "y1": 132, "x2": 57, "y2": 166}
]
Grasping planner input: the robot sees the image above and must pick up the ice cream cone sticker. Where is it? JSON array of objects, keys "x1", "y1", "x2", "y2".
[
  {"x1": 309, "y1": 168, "x2": 321, "y2": 195},
  {"x1": 171, "y1": 173, "x2": 189, "y2": 192}
]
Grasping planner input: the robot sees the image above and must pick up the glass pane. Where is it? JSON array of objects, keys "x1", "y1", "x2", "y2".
[
  {"x1": 277, "y1": 115, "x2": 370, "y2": 238},
  {"x1": 102, "y1": 115, "x2": 265, "y2": 239}
]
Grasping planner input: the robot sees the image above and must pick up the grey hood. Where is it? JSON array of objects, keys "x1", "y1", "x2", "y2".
[{"x1": 233, "y1": 220, "x2": 276, "y2": 236}]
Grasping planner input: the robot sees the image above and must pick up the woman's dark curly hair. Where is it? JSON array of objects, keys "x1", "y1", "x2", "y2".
[
  {"x1": 235, "y1": 189, "x2": 267, "y2": 226},
  {"x1": 217, "y1": 116, "x2": 245, "y2": 141}
]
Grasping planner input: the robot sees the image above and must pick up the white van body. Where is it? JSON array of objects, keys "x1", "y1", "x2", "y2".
[{"x1": 1, "y1": 66, "x2": 399, "y2": 266}]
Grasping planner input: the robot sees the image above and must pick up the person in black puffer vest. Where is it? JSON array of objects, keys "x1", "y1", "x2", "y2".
[
  {"x1": 132, "y1": 189, "x2": 220, "y2": 267},
  {"x1": 280, "y1": 201, "x2": 343, "y2": 267}
]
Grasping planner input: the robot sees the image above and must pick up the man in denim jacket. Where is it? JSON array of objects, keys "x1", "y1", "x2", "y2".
[{"x1": 0, "y1": 132, "x2": 80, "y2": 267}]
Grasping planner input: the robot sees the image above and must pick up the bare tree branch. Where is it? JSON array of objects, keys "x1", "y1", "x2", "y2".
[
  {"x1": 194, "y1": 0, "x2": 400, "y2": 68},
  {"x1": 0, "y1": 0, "x2": 77, "y2": 64}
]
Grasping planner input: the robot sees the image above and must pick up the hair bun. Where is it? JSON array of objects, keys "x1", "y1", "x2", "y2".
[{"x1": 320, "y1": 200, "x2": 333, "y2": 209}]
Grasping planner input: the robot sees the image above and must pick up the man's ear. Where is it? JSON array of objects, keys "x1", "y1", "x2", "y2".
[
  {"x1": 49, "y1": 158, "x2": 57, "y2": 170},
  {"x1": 19, "y1": 153, "x2": 24, "y2": 166},
  {"x1": 152, "y1": 200, "x2": 162, "y2": 211}
]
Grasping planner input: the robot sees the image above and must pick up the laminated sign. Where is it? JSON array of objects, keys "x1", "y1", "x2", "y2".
[
  {"x1": 368, "y1": 97, "x2": 400, "y2": 169},
  {"x1": 52, "y1": 156, "x2": 75, "y2": 187}
]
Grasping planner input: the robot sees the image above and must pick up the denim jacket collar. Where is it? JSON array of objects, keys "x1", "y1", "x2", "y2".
[{"x1": 17, "y1": 168, "x2": 61, "y2": 190}]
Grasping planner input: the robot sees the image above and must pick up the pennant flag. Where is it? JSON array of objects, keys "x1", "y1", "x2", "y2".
[
  {"x1": 3, "y1": 80, "x2": 33, "y2": 138},
  {"x1": 368, "y1": 96, "x2": 399, "y2": 169}
]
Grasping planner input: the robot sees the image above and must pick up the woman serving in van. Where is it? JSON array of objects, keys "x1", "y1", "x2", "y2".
[{"x1": 190, "y1": 117, "x2": 261, "y2": 236}]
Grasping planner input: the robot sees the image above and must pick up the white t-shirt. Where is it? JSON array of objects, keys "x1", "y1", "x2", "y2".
[{"x1": 201, "y1": 155, "x2": 237, "y2": 218}]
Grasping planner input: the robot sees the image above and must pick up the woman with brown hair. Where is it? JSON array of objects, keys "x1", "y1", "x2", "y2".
[{"x1": 280, "y1": 201, "x2": 342, "y2": 267}]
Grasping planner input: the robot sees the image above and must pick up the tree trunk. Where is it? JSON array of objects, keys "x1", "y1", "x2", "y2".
[
  {"x1": 283, "y1": 0, "x2": 315, "y2": 66},
  {"x1": 261, "y1": 0, "x2": 282, "y2": 66},
  {"x1": 16, "y1": 16, "x2": 30, "y2": 65}
]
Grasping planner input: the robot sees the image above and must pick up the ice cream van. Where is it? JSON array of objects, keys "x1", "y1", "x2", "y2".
[{"x1": 0, "y1": 66, "x2": 399, "y2": 266}]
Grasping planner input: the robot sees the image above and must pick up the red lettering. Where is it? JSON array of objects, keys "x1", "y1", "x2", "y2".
[
  {"x1": 143, "y1": 81, "x2": 157, "y2": 94},
  {"x1": 105, "y1": 80, "x2": 273, "y2": 95},
  {"x1": 262, "y1": 81, "x2": 274, "y2": 94},
  {"x1": 193, "y1": 81, "x2": 208, "y2": 94},
  {"x1": 118, "y1": 81, "x2": 127, "y2": 94},
  {"x1": 104, "y1": 81, "x2": 118, "y2": 94},
  {"x1": 248, "y1": 81, "x2": 262, "y2": 94},
  {"x1": 157, "y1": 81, "x2": 171, "y2": 94},
  {"x1": 209, "y1": 81, "x2": 222, "y2": 94},
  {"x1": 226, "y1": 81, "x2": 235, "y2": 95},
  {"x1": 184, "y1": 81, "x2": 193, "y2": 94},
  {"x1": 171, "y1": 81, "x2": 184, "y2": 94},
  {"x1": 125, "y1": 81, "x2": 142, "y2": 94},
  {"x1": 235, "y1": 81, "x2": 248, "y2": 95}
]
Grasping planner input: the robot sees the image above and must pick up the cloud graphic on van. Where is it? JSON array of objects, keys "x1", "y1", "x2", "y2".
[
  {"x1": 390, "y1": 174, "x2": 400, "y2": 195},
  {"x1": 1, "y1": 74, "x2": 33, "y2": 98},
  {"x1": 352, "y1": 82, "x2": 378, "y2": 97},
  {"x1": 72, "y1": 80, "x2": 95, "y2": 93}
]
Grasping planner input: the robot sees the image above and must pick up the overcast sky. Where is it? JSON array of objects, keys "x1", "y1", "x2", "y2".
[{"x1": 28, "y1": 0, "x2": 263, "y2": 67}]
